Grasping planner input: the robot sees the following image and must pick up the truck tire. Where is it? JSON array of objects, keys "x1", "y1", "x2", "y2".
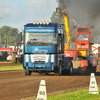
[
  {"x1": 67, "y1": 63, "x2": 73, "y2": 75},
  {"x1": 54, "y1": 67, "x2": 59, "y2": 76},
  {"x1": 54, "y1": 63, "x2": 62, "y2": 76},
  {"x1": 3, "y1": 51, "x2": 8, "y2": 61},
  {"x1": 25, "y1": 70, "x2": 32, "y2": 75},
  {"x1": 59, "y1": 63, "x2": 62, "y2": 75},
  {"x1": 0, "y1": 51, "x2": 3, "y2": 61},
  {"x1": 11, "y1": 53, "x2": 16, "y2": 63},
  {"x1": 16, "y1": 58, "x2": 21, "y2": 64},
  {"x1": 21, "y1": 56, "x2": 23, "y2": 63},
  {"x1": 69, "y1": 64, "x2": 73, "y2": 75}
]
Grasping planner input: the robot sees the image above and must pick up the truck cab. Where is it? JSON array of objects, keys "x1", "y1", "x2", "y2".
[
  {"x1": 23, "y1": 22, "x2": 65, "y2": 75},
  {"x1": 73, "y1": 27, "x2": 97, "y2": 74},
  {"x1": 75, "y1": 27, "x2": 91, "y2": 57}
]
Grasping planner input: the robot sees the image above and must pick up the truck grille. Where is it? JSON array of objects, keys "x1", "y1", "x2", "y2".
[
  {"x1": 31, "y1": 54, "x2": 49, "y2": 62},
  {"x1": 34, "y1": 56, "x2": 46, "y2": 61}
]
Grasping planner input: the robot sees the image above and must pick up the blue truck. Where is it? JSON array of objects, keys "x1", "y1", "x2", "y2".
[{"x1": 23, "y1": 22, "x2": 73, "y2": 75}]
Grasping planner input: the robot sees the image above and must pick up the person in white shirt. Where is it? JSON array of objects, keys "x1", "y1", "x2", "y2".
[{"x1": 83, "y1": 35, "x2": 88, "y2": 40}]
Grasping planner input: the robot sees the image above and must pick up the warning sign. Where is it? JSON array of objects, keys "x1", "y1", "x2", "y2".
[
  {"x1": 89, "y1": 73, "x2": 99, "y2": 94},
  {"x1": 92, "y1": 44, "x2": 100, "y2": 54},
  {"x1": 36, "y1": 80, "x2": 47, "y2": 100}
]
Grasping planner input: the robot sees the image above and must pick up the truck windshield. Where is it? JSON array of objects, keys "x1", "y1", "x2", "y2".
[
  {"x1": 77, "y1": 34, "x2": 89, "y2": 41},
  {"x1": 25, "y1": 32, "x2": 57, "y2": 46}
]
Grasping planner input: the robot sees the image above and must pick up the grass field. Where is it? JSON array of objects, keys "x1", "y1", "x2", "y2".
[
  {"x1": 33, "y1": 88, "x2": 100, "y2": 100},
  {"x1": 47, "y1": 88, "x2": 100, "y2": 100},
  {"x1": 0, "y1": 65, "x2": 23, "y2": 71}
]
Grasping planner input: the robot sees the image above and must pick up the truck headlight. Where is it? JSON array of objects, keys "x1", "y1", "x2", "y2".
[
  {"x1": 51, "y1": 55, "x2": 54, "y2": 62},
  {"x1": 25, "y1": 54, "x2": 29, "y2": 62}
]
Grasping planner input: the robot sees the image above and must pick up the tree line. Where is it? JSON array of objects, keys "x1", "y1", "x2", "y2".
[{"x1": 0, "y1": 26, "x2": 21, "y2": 46}]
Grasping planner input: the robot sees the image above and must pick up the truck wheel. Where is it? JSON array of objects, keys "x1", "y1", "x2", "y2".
[
  {"x1": 21, "y1": 56, "x2": 23, "y2": 63},
  {"x1": 54, "y1": 63, "x2": 62, "y2": 76},
  {"x1": 59, "y1": 63, "x2": 62, "y2": 75},
  {"x1": 67, "y1": 63, "x2": 73, "y2": 75},
  {"x1": 25, "y1": 70, "x2": 32, "y2": 75},
  {"x1": 11, "y1": 53, "x2": 16, "y2": 63},
  {"x1": 54, "y1": 66, "x2": 60, "y2": 76},
  {"x1": 16, "y1": 58, "x2": 21, "y2": 64},
  {"x1": 69, "y1": 65, "x2": 73, "y2": 75}
]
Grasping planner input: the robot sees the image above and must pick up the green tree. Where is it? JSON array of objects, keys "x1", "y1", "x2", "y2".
[
  {"x1": 50, "y1": 11, "x2": 58, "y2": 23},
  {"x1": 0, "y1": 26, "x2": 19, "y2": 46}
]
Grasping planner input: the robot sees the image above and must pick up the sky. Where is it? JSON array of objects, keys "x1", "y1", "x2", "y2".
[{"x1": 0, "y1": 0, "x2": 58, "y2": 32}]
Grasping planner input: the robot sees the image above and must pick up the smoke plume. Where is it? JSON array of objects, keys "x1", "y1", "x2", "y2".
[
  {"x1": 57, "y1": 0, "x2": 71, "y2": 9},
  {"x1": 57, "y1": 0, "x2": 100, "y2": 23},
  {"x1": 56, "y1": 0, "x2": 100, "y2": 43}
]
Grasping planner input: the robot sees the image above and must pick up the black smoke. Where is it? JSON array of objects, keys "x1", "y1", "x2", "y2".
[
  {"x1": 57, "y1": 0, "x2": 71, "y2": 9},
  {"x1": 56, "y1": 0, "x2": 100, "y2": 43},
  {"x1": 57, "y1": 0, "x2": 100, "y2": 19}
]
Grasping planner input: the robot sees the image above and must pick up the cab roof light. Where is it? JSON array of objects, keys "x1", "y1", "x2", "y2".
[
  {"x1": 39, "y1": 21, "x2": 43, "y2": 24},
  {"x1": 46, "y1": 21, "x2": 49, "y2": 25},
  {"x1": 43, "y1": 21, "x2": 46, "y2": 25},
  {"x1": 90, "y1": 26, "x2": 94, "y2": 28},
  {"x1": 33, "y1": 21, "x2": 36, "y2": 24},
  {"x1": 33, "y1": 21, "x2": 49, "y2": 25},
  {"x1": 73, "y1": 26, "x2": 77, "y2": 29},
  {"x1": 36, "y1": 21, "x2": 39, "y2": 24}
]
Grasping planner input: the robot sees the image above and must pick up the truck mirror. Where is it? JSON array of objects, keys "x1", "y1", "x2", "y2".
[
  {"x1": 58, "y1": 25, "x2": 63, "y2": 35},
  {"x1": 58, "y1": 29, "x2": 63, "y2": 35}
]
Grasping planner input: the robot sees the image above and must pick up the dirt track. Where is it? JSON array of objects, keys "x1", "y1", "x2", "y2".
[{"x1": 0, "y1": 64, "x2": 100, "y2": 100}]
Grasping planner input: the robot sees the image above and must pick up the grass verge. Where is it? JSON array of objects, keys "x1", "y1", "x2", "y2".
[
  {"x1": 0, "y1": 65, "x2": 23, "y2": 71},
  {"x1": 47, "y1": 88, "x2": 100, "y2": 100},
  {"x1": 31, "y1": 88, "x2": 100, "y2": 100}
]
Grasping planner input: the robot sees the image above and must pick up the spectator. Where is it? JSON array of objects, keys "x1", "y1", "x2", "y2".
[
  {"x1": 83, "y1": 35, "x2": 88, "y2": 40},
  {"x1": 14, "y1": 47, "x2": 17, "y2": 52}
]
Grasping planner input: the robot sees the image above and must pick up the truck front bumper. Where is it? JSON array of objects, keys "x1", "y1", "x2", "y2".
[{"x1": 23, "y1": 62, "x2": 55, "y2": 72}]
